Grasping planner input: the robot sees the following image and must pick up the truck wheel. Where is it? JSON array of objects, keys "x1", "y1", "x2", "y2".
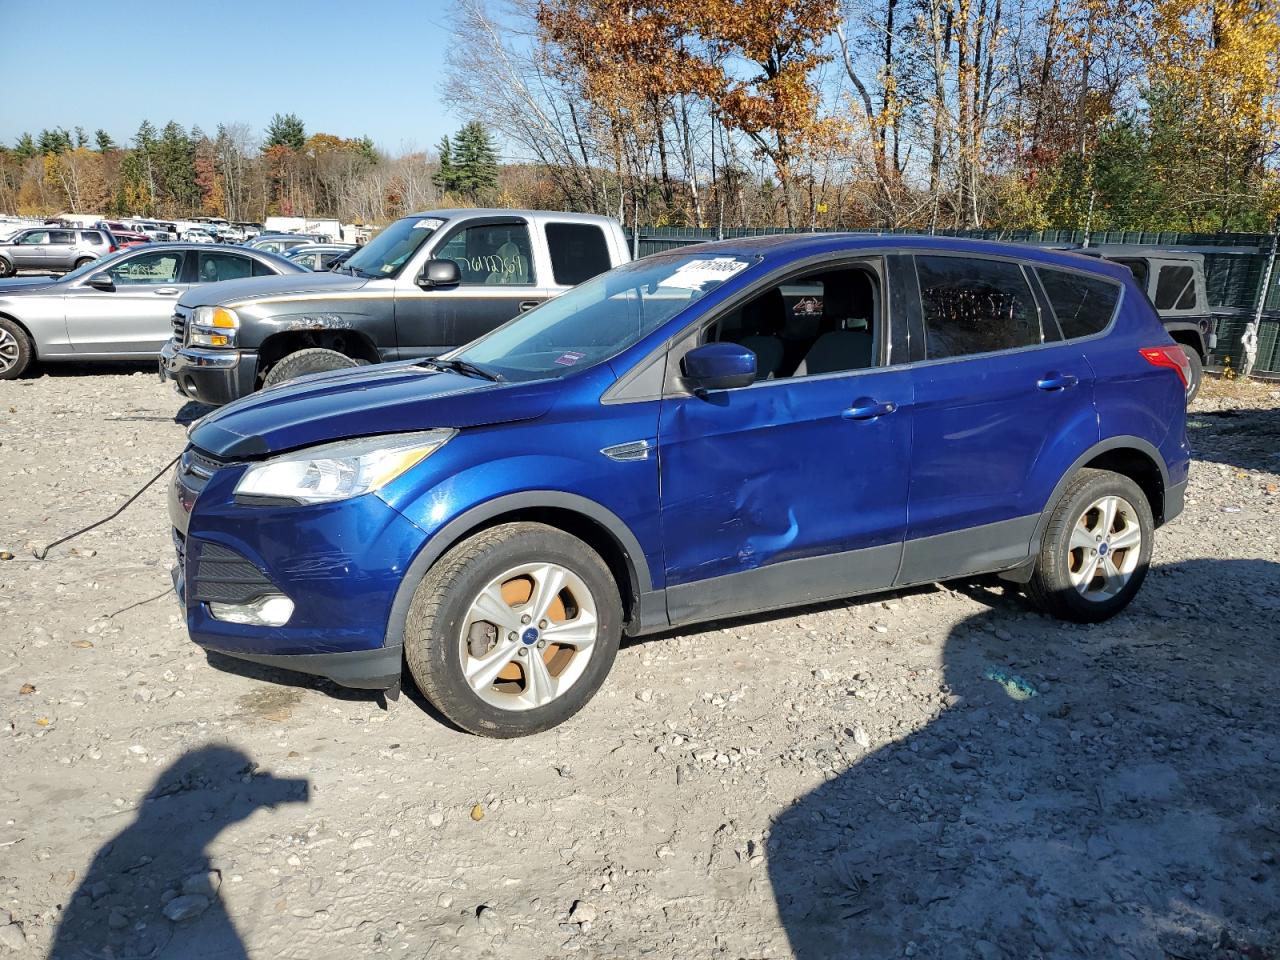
[
  {"x1": 261, "y1": 348, "x2": 359, "y2": 389},
  {"x1": 404, "y1": 522, "x2": 623, "y2": 738},
  {"x1": 1180, "y1": 345, "x2": 1203, "y2": 403},
  {"x1": 1026, "y1": 469, "x2": 1153, "y2": 624},
  {"x1": 0, "y1": 317, "x2": 34, "y2": 380},
  {"x1": 0, "y1": 258, "x2": 14, "y2": 278}
]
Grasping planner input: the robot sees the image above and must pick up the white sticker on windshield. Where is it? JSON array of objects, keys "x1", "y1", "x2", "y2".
[
  {"x1": 413, "y1": 218, "x2": 444, "y2": 230},
  {"x1": 658, "y1": 257, "x2": 749, "y2": 289}
]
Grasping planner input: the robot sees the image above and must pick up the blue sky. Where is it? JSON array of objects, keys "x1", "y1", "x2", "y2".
[{"x1": 4, "y1": 0, "x2": 463, "y2": 152}]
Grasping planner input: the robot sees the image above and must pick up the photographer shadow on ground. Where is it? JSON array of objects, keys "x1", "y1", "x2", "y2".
[
  {"x1": 767, "y1": 558, "x2": 1280, "y2": 960},
  {"x1": 50, "y1": 746, "x2": 308, "y2": 960}
]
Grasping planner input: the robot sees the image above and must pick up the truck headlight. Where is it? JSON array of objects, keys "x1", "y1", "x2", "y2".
[
  {"x1": 234, "y1": 430, "x2": 455, "y2": 504},
  {"x1": 190, "y1": 306, "x2": 239, "y2": 347}
]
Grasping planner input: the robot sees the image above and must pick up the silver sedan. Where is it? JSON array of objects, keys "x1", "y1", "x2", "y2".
[{"x1": 0, "y1": 243, "x2": 305, "y2": 379}]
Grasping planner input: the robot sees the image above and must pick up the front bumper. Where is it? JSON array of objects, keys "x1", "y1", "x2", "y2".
[
  {"x1": 170, "y1": 450, "x2": 426, "y2": 689},
  {"x1": 160, "y1": 339, "x2": 258, "y2": 406}
]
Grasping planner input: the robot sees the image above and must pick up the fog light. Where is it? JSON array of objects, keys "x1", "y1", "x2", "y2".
[{"x1": 208, "y1": 594, "x2": 295, "y2": 626}]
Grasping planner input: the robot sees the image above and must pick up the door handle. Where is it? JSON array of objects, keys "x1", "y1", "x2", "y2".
[
  {"x1": 518, "y1": 300, "x2": 540, "y2": 312},
  {"x1": 1036, "y1": 372, "x2": 1079, "y2": 391},
  {"x1": 842, "y1": 398, "x2": 898, "y2": 421},
  {"x1": 154, "y1": 287, "x2": 180, "y2": 295}
]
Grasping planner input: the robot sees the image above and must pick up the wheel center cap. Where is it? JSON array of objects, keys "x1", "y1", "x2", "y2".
[
  {"x1": 521, "y1": 627, "x2": 539, "y2": 645},
  {"x1": 1097, "y1": 542, "x2": 1109, "y2": 556}
]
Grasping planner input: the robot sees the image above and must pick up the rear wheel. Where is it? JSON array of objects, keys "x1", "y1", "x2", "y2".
[
  {"x1": 0, "y1": 317, "x2": 34, "y2": 380},
  {"x1": 261, "y1": 347, "x2": 359, "y2": 389},
  {"x1": 0, "y1": 258, "x2": 14, "y2": 278},
  {"x1": 73, "y1": 257, "x2": 94, "y2": 270},
  {"x1": 1027, "y1": 469, "x2": 1153, "y2": 623},
  {"x1": 1179, "y1": 345, "x2": 1203, "y2": 402},
  {"x1": 404, "y1": 522, "x2": 622, "y2": 737}
]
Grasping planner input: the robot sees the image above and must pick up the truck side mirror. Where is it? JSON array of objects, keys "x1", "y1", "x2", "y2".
[{"x1": 417, "y1": 259, "x2": 461, "y2": 290}]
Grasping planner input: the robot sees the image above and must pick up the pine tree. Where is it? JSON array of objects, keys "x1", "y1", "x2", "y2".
[
  {"x1": 265, "y1": 113, "x2": 306, "y2": 151},
  {"x1": 433, "y1": 135, "x2": 458, "y2": 193},
  {"x1": 94, "y1": 129, "x2": 116, "y2": 153},
  {"x1": 450, "y1": 122, "x2": 498, "y2": 202},
  {"x1": 13, "y1": 133, "x2": 36, "y2": 160}
]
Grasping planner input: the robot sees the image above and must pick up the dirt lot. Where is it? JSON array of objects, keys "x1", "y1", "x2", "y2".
[{"x1": 1, "y1": 367, "x2": 1278, "y2": 960}]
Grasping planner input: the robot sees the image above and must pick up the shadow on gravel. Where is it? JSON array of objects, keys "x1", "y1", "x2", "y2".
[
  {"x1": 1188, "y1": 407, "x2": 1280, "y2": 472},
  {"x1": 49, "y1": 746, "x2": 308, "y2": 960},
  {"x1": 28, "y1": 360, "x2": 157, "y2": 378},
  {"x1": 768, "y1": 558, "x2": 1280, "y2": 960}
]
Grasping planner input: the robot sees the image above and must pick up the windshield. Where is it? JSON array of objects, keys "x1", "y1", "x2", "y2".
[
  {"x1": 452, "y1": 253, "x2": 755, "y2": 382},
  {"x1": 341, "y1": 215, "x2": 442, "y2": 279}
]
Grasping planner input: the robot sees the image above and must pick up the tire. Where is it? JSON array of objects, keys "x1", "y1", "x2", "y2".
[
  {"x1": 0, "y1": 316, "x2": 34, "y2": 380},
  {"x1": 73, "y1": 257, "x2": 94, "y2": 270},
  {"x1": 1180, "y1": 345, "x2": 1203, "y2": 403},
  {"x1": 404, "y1": 522, "x2": 623, "y2": 737},
  {"x1": 0, "y1": 258, "x2": 14, "y2": 278},
  {"x1": 261, "y1": 348, "x2": 359, "y2": 389},
  {"x1": 1027, "y1": 468, "x2": 1153, "y2": 623}
]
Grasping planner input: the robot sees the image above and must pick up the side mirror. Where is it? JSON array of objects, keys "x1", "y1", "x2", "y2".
[
  {"x1": 86, "y1": 272, "x2": 114, "y2": 292},
  {"x1": 417, "y1": 258, "x2": 461, "y2": 290},
  {"x1": 681, "y1": 342, "x2": 757, "y2": 392}
]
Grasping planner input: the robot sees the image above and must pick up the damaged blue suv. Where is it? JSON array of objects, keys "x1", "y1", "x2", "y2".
[{"x1": 171, "y1": 236, "x2": 1190, "y2": 737}]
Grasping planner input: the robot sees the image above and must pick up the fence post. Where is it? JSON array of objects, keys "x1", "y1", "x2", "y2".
[{"x1": 1242, "y1": 229, "x2": 1278, "y2": 379}]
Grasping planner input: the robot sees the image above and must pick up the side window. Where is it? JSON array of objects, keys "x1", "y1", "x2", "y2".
[
  {"x1": 707, "y1": 266, "x2": 879, "y2": 380},
  {"x1": 1036, "y1": 268, "x2": 1121, "y2": 340},
  {"x1": 1113, "y1": 258, "x2": 1149, "y2": 291},
  {"x1": 1153, "y1": 264, "x2": 1196, "y2": 311},
  {"x1": 18, "y1": 231, "x2": 49, "y2": 245},
  {"x1": 82, "y1": 231, "x2": 104, "y2": 246},
  {"x1": 48, "y1": 230, "x2": 74, "y2": 244},
  {"x1": 434, "y1": 222, "x2": 535, "y2": 286},
  {"x1": 916, "y1": 256, "x2": 1041, "y2": 360},
  {"x1": 197, "y1": 252, "x2": 253, "y2": 283},
  {"x1": 107, "y1": 250, "x2": 184, "y2": 285},
  {"x1": 545, "y1": 222, "x2": 611, "y2": 286}
]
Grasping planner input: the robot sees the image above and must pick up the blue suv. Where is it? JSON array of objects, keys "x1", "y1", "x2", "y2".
[{"x1": 170, "y1": 236, "x2": 1191, "y2": 737}]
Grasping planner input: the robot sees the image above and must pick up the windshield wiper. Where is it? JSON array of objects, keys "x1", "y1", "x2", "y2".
[{"x1": 424, "y1": 357, "x2": 505, "y2": 382}]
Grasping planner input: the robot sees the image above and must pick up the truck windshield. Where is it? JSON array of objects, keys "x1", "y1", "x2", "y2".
[
  {"x1": 450, "y1": 253, "x2": 755, "y2": 382},
  {"x1": 342, "y1": 216, "x2": 441, "y2": 278}
]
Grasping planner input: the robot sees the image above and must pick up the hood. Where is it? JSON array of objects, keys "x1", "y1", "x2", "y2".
[
  {"x1": 181, "y1": 270, "x2": 371, "y2": 308},
  {"x1": 188, "y1": 361, "x2": 561, "y2": 458},
  {"x1": 0, "y1": 276, "x2": 62, "y2": 295}
]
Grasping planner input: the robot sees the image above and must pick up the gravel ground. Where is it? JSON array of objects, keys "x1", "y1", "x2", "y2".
[{"x1": 1, "y1": 366, "x2": 1278, "y2": 960}]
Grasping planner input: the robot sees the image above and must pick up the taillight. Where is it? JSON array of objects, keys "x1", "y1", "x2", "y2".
[
  {"x1": 1139, "y1": 345, "x2": 1190, "y2": 388},
  {"x1": 107, "y1": 244, "x2": 117, "y2": 253}
]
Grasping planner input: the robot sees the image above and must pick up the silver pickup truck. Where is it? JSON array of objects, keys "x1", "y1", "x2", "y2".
[{"x1": 160, "y1": 209, "x2": 631, "y2": 405}]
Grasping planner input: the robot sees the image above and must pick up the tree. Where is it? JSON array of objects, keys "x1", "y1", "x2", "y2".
[
  {"x1": 433, "y1": 135, "x2": 458, "y2": 193},
  {"x1": 13, "y1": 133, "x2": 37, "y2": 161},
  {"x1": 264, "y1": 113, "x2": 306, "y2": 151},
  {"x1": 450, "y1": 122, "x2": 500, "y2": 201},
  {"x1": 94, "y1": 129, "x2": 116, "y2": 153}
]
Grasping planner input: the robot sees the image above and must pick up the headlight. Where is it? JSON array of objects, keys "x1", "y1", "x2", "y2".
[
  {"x1": 234, "y1": 430, "x2": 455, "y2": 504},
  {"x1": 190, "y1": 306, "x2": 239, "y2": 348}
]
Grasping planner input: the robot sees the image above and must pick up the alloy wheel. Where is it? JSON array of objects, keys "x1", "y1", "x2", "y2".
[
  {"x1": 458, "y1": 562, "x2": 599, "y2": 711},
  {"x1": 0, "y1": 327, "x2": 19, "y2": 374},
  {"x1": 1067, "y1": 495, "x2": 1143, "y2": 601}
]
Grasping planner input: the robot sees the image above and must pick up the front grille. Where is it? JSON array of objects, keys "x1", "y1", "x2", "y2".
[
  {"x1": 190, "y1": 541, "x2": 278, "y2": 605},
  {"x1": 178, "y1": 447, "x2": 232, "y2": 493},
  {"x1": 171, "y1": 306, "x2": 190, "y2": 345}
]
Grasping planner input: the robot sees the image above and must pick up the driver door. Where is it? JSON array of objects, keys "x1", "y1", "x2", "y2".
[
  {"x1": 63, "y1": 249, "x2": 189, "y2": 355},
  {"x1": 393, "y1": 218, "x2": 552, "y2": 358}
]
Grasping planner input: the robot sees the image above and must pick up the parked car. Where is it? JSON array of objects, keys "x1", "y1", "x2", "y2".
[
  {"x1": 182, "y1": 228, "x2": 218, "y2": 244},
  {"x1": 1080, "y1": 246, "x2": 1213, "y2": 400},
  {"x1": 0, "y1": 244, "x2": 304, "y2": 379},
  {"x1": 112, "y1": 231, "x2": 152, "y2": 249},
  {"x1": 242, "y1": 234, "x2": 315, "y2": 255},
  {"x1": 285, "y1": 242, "x2": 356, "y2": 271},
  {"x1": 128, "y1": 221, "x2": 177, "y2": 242},
  {"x1": 0, "y1": 227, "x2": 118, "y2": 276},
  {"x1": 169, "y1": 235, "x2": 1190, "y2": 737},
  {"x1": 161, "y1": 209, "x2": 630, "y2": 405}
]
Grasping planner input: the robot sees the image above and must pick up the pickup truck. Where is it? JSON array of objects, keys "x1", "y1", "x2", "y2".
[
  {"x1": 1081, "y1": 246, "x2": 1214, "y2": 401},
  {"x1": 159, "y1": 209, "x2": 630, "y2": 405}
]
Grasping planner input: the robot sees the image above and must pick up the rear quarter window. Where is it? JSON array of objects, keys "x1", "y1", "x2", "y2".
[
  {"x1": 1036, "y1": 268, "x2": 1121, "y2": 340},
  {"x1": 1154, "y1": 265, "x2": 1196, "y2": 311},
  {"x1": 545, "y1": 222, "x2": 612, "y2": 286},
  {"x1": 81, "y1": 231, "x2": 104, "y2": 245}
]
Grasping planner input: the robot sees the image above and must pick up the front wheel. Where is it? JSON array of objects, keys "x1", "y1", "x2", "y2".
[
  {"x1": 404, "y1": 522, "x2": 622, "y2": 737},
  {"x1": 0, "y1": 258, "x2": 14, "y2": 278},
  {"x1": 1027, "y1": 469, "x2": 1153, "y2": 623},
  {"x1": 0, "y1": 317, "x2": 34, "y2": 380},
  {"x1": 261, "y1": 347, "x2": 359, "y2": 389}
]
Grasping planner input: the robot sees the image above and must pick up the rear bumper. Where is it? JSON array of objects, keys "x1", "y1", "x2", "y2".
[{"x1": 160, "y1": 339, "x2": 257, "y2": 406}]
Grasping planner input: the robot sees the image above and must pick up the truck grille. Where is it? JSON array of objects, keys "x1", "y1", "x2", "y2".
[{"x1": 171, "y1": 305, "x2": 190, "y2": 345}]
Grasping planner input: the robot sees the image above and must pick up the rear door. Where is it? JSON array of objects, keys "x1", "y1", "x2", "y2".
[
  {"x1": 46, "y1": 230, "x2": 77, "y2": 270},
  {"x1": 64, "y1": 248, "x2": 189, "y2": 354},
  {"x1": 393, "y1": 217, "x2": 550, "y2": 358},
  {"x1": 898, "y1": 253, "x2": 1099, "y2": 585}
]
